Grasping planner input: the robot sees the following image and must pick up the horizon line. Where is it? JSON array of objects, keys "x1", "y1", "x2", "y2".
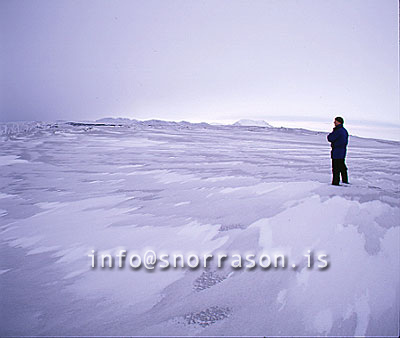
[{"x1": 1, "y1": 116, "x2": 399, "y2": 142}]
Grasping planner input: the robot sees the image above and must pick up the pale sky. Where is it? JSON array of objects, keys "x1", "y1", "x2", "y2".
[{"x1": 1, "y1": 0, "x2": 399, "y2": 139}]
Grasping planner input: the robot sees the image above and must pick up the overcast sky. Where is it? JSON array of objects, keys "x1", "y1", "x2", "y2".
[{"x1": 0, "y1": 0, "x2": 399, "y2": 138}]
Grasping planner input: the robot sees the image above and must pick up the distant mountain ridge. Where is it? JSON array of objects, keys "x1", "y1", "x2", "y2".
[
  {"x1": 96, "y1": 117, "x2": 137, "y2": 124},
  {"x1": 233, "y1": 119, "x2": 273, "y2": 127},
  {"x1": 95, "y1": 117, "x2": 274, "y2": 128}
]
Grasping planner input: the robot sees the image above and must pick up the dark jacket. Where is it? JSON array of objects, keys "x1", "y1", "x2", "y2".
[{"x1": 327, "y1": 124, "x2": 348, "y2": 159}]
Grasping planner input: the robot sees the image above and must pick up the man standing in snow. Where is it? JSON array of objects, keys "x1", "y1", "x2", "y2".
[{"x1": 327, "y1": 117, "x2": 349, "y2": 185}]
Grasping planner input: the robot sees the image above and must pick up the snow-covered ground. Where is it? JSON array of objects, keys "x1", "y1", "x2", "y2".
[{"x1": 0, "y1": 121, "x2": 399, "y2": 336}]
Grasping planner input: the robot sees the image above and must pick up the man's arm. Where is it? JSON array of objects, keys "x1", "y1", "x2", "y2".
[{"x1": 327, "y1": 129, "x2": 338, "y2": 143}]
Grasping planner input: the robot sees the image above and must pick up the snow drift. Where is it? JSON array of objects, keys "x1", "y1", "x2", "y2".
[{"x1": 0, "y1": 120, "x2": 398, "y2": 336}]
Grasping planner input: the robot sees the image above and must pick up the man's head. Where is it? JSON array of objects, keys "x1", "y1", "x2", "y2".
[{"x1": 334, "y1": 116, "x2": 344, "y2": 126}]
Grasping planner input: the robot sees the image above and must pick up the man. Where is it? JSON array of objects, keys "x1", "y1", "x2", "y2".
[{"x1": 327, "y1": 116, "x2": 349, "y2": 185}]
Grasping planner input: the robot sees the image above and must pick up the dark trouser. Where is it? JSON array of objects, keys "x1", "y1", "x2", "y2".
[{"x1": 332, "y1": 159, "x2": 348, "y2": 185}]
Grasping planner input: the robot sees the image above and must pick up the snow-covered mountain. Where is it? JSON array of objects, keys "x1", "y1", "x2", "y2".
[
  {"x1": 96, "y1": 117, "x2": 136, "y2": 124},
  {"x1": 0, "y1": 120, "x2": 399, "y2": 336},
  {"x1": 233, "y1": 119, "x2": 273, "y2": 127}
]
